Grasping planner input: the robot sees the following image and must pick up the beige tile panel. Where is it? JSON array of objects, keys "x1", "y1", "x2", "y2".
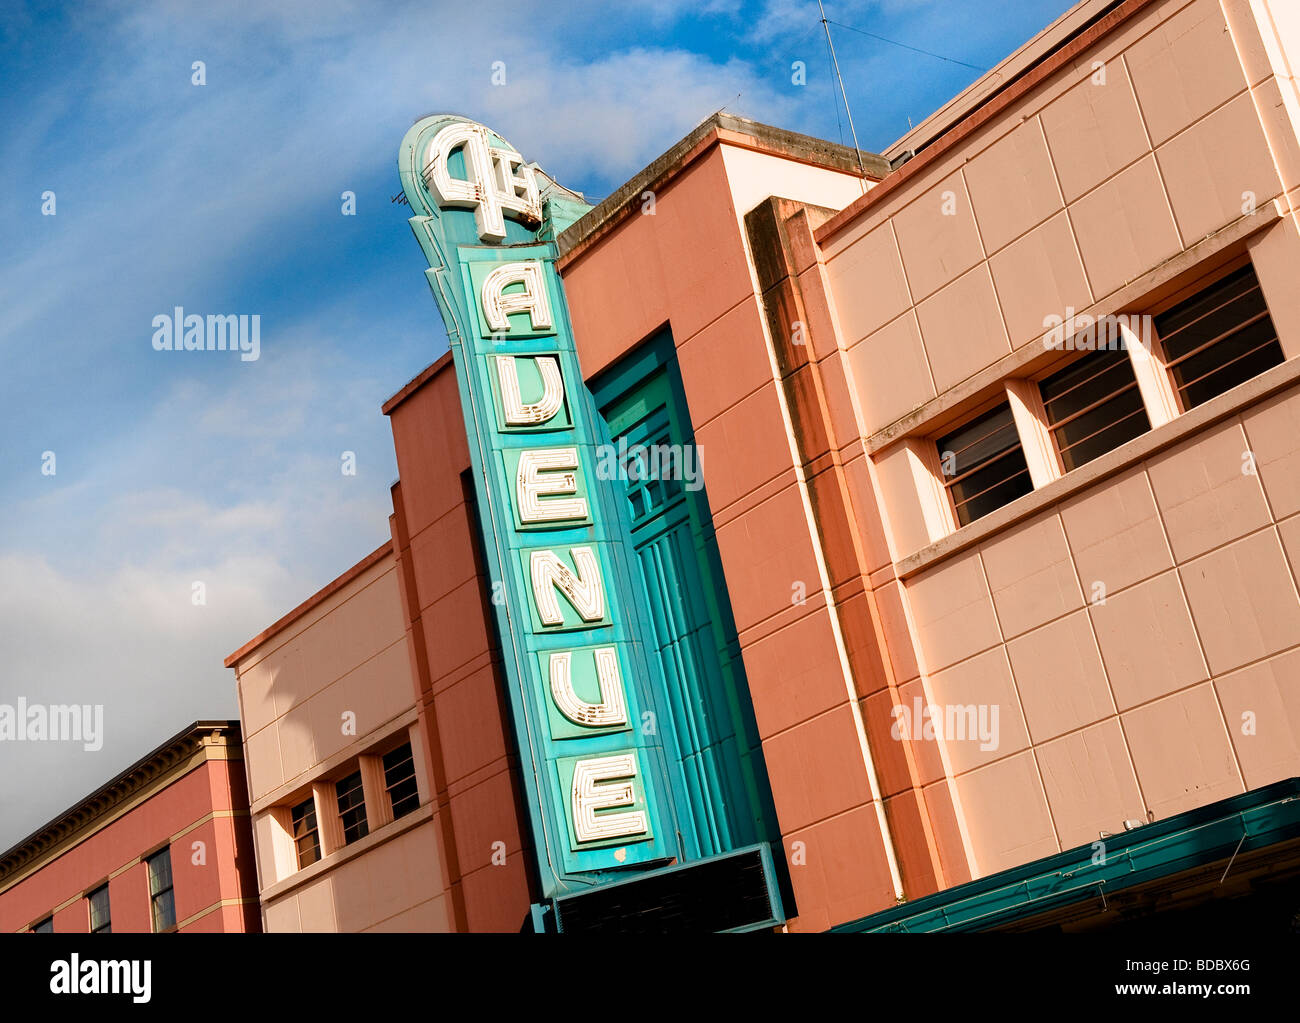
[
  {"x1": 824, "y1": 221, "x2": 913, "y2": 345},
  {"x1": 926, "y1": 647, "x2": 1030, "y2": 774},
  {"x1": 1121, "y1": 683, "x2": 1243, "y2": 821},
  {"x1": 964, "y1": 117, "x2": 1064, "y2": 255},
  {"x1": 1067, "y1": 154, "x2": 1183, "y2": 301},
  {"x1": 1242, "y1": 383, "x2": 1300, "y2": 520},
  {"x1": 1040, "y1": 59, "x2": 1152, "y2": 203},
  {"x1": 1179, "y1": 529, "x2": 1300, "y2": 675},
  {"x1": 1089, "y1": 570, "x2": 1208, "y2": 711},
  {"x1": 1146, "y1": 420, "x2": 1271, "y2": 563},
  {"x1": 1213, "y1": 646, "x2": 1300, "y2": 790},
  {"x1": 905, "y1": 550, "x2": 1002, "y2": 674},
  {"x1": 846, "y1": 312, "x2": 935, "y2": 435},
  {"x1": 988, "y1": 211, "x2": 1093, "y2": 349},
  {"x1": 955, "y1": 750, "x2": 1059, "y2": 877},
  {"x1": 1125, "y1": 0, "x2": 1249, "y2": 147},
  {"x1": 981, "y1": 512, "x2": 1083, "y2": 639},
  {"x1": 1060, "y1": 466, "x2": 1173, "y2": 596},
  {"x1": 1156, "y1": 91, "x2": 1283, "y2": 247},
  {"x1": 915, "y1": 263, "x2": 1012, "y2": 393},
  {"x1": 891, "y1": 170, "x2": 986, "y2": 302},
  {"x1": 1006, "y1": 611, "x2": 1115, "y2": 743},
  {"x1": 1035, "y1": 719, "x2": 1147, "y2": 851}
]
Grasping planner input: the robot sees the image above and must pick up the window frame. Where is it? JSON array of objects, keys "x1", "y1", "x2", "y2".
[
  {"x1": 290, "y1": 795, "x2": 322, "y2": 869},
  {"x1": 1032, "y1": 344, "x2": 1152, "y2": 474},
  {"x1": 87, "y1": 882, "x2": 112, "y2": 934},
  {"x1": 381, "y1": 742, "x2": 420, "y2": 821},
  {"x1": 933, "y1": 397, "x2": 1035, "y2": 528},
  {"x1": 145, "y1": 846, "x2": 177, "y2": 933},
  {"x1": 334, "y1": 770, "x2": 369, "y2": 846},
  {"x1": 1146, "y1": 256, "x2": 1282, "y2": 414}
]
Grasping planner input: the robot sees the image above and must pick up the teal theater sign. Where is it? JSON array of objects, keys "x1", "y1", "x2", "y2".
[{"x1": 396, "y1": 115, "x2": 684, "y2": 893}]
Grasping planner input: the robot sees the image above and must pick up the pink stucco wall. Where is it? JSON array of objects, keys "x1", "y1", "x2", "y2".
[{"x1": 0, "y1": 756, "x2": 258, "y2": 933}]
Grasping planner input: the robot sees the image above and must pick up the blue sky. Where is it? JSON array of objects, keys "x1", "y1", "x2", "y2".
[{"x1": 0, "y1": 0, "x2": 1075, "y2": 848}]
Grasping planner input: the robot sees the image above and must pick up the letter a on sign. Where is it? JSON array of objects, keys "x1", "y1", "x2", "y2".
[{"x1": 480, "y1": 261, "x2": 553, "y2": 335}]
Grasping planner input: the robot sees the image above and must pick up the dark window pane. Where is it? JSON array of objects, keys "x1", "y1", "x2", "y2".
[
  {"x1": 89, "y1": 884, "x2": 111, "y2": 934},
  {"x1": 937, "y1": 404, "x2": 1033, "y2": 526},
  {"x1": 1155, "y1": 265, "x2": 1284, "y2": 409},
  {"x1": 336, "y1": 771, "x2": 369, "y2": 845},
  {"x1": 1041, "y1": 348, "x2": 1150, "y2": 472},
  {"x1": 146, "y1": 848, "x2": 172, "y2": 896},
  {"x1": 152, "y1": 888, "x2": 176, "y2": 932},
  {"x1": 383, "y1": 744, "x2": 420, "y2": 820},
  {"x1": 146, "y1": 848, "x2": 175, "y2": 932},
  {"x1": 291, "y1": 797, "x2": 321, "y2": 868},
  {"x1": 32, "y1": 917, "x2": 54, "y2": 933}
]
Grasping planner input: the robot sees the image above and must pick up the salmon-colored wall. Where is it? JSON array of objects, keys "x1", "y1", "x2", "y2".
[
  {"x1": 808, "y1": 0, "x2": 1300, "y2": 892},
  {"x1": 386, "y1": 359, "x2": 537, "y2": 932},
  {"x1": 0, "y1": 757, "x2": 257, "y2": 933},
  {"x1": 560, "y1": 142, "x2": 909, "y2": 931}
]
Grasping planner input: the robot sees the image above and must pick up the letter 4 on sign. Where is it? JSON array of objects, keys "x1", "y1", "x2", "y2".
[{"x1": 397, "y1": 115, "x2": 683, "y2": 893}]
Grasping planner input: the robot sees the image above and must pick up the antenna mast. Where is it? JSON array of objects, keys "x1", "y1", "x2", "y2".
[{"x1": 819, "y1": 0, "x2": 867, "y2": 191}]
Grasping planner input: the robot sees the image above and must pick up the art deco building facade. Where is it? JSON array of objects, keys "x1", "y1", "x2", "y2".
[{"x1": 212, "y1": 0, "x2": 1300, "y2": 932}]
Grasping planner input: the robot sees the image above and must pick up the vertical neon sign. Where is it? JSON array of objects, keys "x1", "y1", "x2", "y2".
[{"x1": 397, "y1": 116, "x2": 684, "y2": 894}]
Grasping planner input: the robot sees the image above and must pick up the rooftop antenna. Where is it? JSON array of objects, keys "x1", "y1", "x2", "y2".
[{"x1": 818, "y1": 0, "x2": 868, "y2": 192}]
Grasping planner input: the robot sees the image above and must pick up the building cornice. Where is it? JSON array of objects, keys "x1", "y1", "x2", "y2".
[{"x1": 0, "y1": 721, "x2": 241, "y2": 894}]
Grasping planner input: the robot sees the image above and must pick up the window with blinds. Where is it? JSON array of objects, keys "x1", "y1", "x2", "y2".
[
  {"x1": 1154, "y1": 265, "x2": 1284, "y2": 409},
  {"x1": 88, "y1": 884, "x2": 111, "y2": 934},
  {"x1": 291, "y1": 796, "x2": 321, "y2": 869},
  {"x1": 1040, "y1": 347, "x2": 1150, "y2": 472},
  {"x1": 936, "y1": 403, "x2": 1034, "y2": 526},
  {"x1": 146, "y1": 848, "x2": 175, "y2": 932},
  {"x1": 383, "y1": 744, "x2": 420, "y2": 821},
  {"x1": 335, "y1": 771, "x2": 369, "y2": 845}
]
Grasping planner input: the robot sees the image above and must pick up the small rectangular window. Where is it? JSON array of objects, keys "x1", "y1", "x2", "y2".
[
  {"x1": 32, "y1": 917, "x2": 54, "y2": 933},
  {"x1": 336, "y1": 771, "x2": 369, "y2": 845},
  {"x1": 291, "y1": 797, "x2": 321, "y2": 869},
  {"x1": 1154, "y1": 265, "x2": 1283, "y2": 409},
  {"x1": 383, "y1": 743, "x2": 420, "y2": 820},
  {"x1": 1040, "y1": 346, "x2": 1150, "y2": 472},
  {"x1": 146, "y1": 848, "x2": 176, "y2": 932},
  {"x1": 936, "y1": 403, "x2": 1034, "y2": 526},
  {"x1": 88, "y1": 884, "x2": 111, "y2": 934}
]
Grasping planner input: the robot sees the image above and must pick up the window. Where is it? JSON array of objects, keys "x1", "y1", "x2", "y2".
[
  {"x1": 291, "y1": 797, "x2": 321, "y2": 869},
  {"x1": 1154, "y1": 265, "x2": 1283, "y2": 409},
  {"x1": 336, "y1": 771, "x2": 369, "y2": 845},
  {"x1": 146, "y1": 848, "x2": 176, "y2": 932},
  {"x1": 1040, "y1": 347, "x2": 1150, "y2": 472},
  {"x1": 32, "y1": 917, "x2": 53, "y2": 933},
  {"x1": 936, "y1": 403, "x2": 1034, "y2": 526},
  {"x1": 88, "y1": 884, "x2": 111, "y2": 934},
  {"x1": 383, "y1": 743, "x2": 420, "y2": 820}
]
